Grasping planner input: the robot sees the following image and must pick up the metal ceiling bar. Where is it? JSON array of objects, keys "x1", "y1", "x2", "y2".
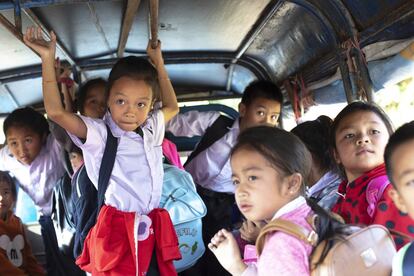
[
  {"x1": 13, "y1": 0, "x2": 22, "y2": 33},
  {"x1": 3, "y1": 84, "x2": 20, "y2": 108},
  {"x1": 149, "y1": 0, "x2": 158, "y2": 49},
  {"x1": 0, "y1": 12, "x2": 25, "y2": 44},
  {"x1": 87, "y1": 2, "x2": 114, "y2": 58},
  {"x1": 117, "y1": 0, "x2": 141, "y2": 57},
  {"x1": 0, "y1": 0, "x2": 108, "y2": 10},
  {"x1": 360, "y1": 0, "x2": 414, "y2": 46},
  {"x1": 234, "y1": 0, "x2": 283, "y2": 61},
  {"x1": 22, "y1": 8, "x2": 86, "y2": 80}
]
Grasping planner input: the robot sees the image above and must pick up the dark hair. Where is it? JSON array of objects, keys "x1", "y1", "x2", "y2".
[
  {"x1": 240, "y1": 80, "x2": 283, "y2": 107},
  {"x1": 107, "y1": 56, "x2": 159, "y2": 102},
  {"x1": 77, "y1": 78, "x2": 107, "y2": 114},
  {"x1": 3, "y1": 107, "x2": 50, "y2": 139},
  {"x1": 384, "y1": 121, "x2": 414, "y2": 187},
  {"x1": 0, "y1": 171, "x2": 17, "y2": 201},
  {"x1": 291, "y1": 115, "x2": 335, "y2": 173},
  {"x1": 232, "y1": 126, "x2": 311, "y2": 189},
  {"x1": 232, "y1": 126, "x2": 348, "y2": 264},
  {"x1": 330, "y1": 101, "x2": 393, "y2": 178}
]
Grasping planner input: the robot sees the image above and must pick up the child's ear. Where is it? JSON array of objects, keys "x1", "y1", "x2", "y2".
[
  {"x1": 333, "y1": 149, "x2": 341, "y2": 164},
  {"x1": 286, "y1": 173, "x2": 302, "y2": 195},
  {"x1": 238, "y1": 102, "x2": 246, "y2": 118},
  {"x1": 388, "y1": 187, "x2": 408, "y2": 214}
]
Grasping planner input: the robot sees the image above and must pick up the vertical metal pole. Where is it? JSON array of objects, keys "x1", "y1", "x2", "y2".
[
  {"x1": 352, "y1": 48, "x2": 374, "y2": 102},
  {"x1": 149, "y1": 0, "x2": 159, "y2": 48},
  {"x1": 13, "y1": 0, "x2": 22, "y2": 34}
]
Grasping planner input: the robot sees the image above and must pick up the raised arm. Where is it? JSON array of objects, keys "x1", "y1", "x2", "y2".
[
  {"x1": 146, "y1": 41, "x2": 179, "y2": 123},
  {"x1": 23, "y1": 27, "x2": 86, "y2": 139}
]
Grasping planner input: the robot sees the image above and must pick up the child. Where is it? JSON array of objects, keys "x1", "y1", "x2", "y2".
[
  {"x1": 76, "y1": 78, "x2": 108, "y2": 119},
  {"x1": 166, "y1": 80, "x2": 283, "y2": 276},
  {"x1": 24, "y1": 26, "x2": 180, "y2": 275},
  {"x1": 291, "y1": 115, "x2": 342, "y2": 210},
  {"x1": 208, "y1": 126, "x2": 345, "y2": 275},
  {"x1": 384, "y1": 121, "x2": 414, "y2": 275},
  {"x1": 0, "y1": 170, "x2": 45, "y2": 275},
  {"x1": 331, "y1": 101, "x2": 413, "y2": 248}
]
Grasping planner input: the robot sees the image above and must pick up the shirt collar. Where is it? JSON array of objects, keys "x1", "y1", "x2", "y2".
[
  {"x1": 271, "y1": 196, "x2": 306, "y2": 220},
  {"x1": 103, "y1": 111, "x2": 147, "y2": 138}
]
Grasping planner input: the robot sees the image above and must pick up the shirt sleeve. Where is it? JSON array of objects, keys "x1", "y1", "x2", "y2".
[
  {"x1": 0, "y1": 146, "x2": 7, "y2": 171},
  {"x1": 146, "y1": 109, "x2": 165, "y2": 146},
  {"x1": 66, "y1": 115, "x2": 107, "y2": 156},
  {"x1": 165, "y1": 110, "x2": 220, "y2": 137}
]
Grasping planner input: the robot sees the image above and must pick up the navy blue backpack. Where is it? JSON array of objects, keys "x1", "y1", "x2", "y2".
[{"x1": 71, "y1": 125, "x2": 118, "y2": 257}]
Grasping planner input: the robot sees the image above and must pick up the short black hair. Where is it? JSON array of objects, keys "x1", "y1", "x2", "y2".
[
  {"x1": 107, "y1": 56, "x2": 159, "y2": 102},
  {"x1": 384, "y1": 121, "x2": 414, "y2": 187},
  {"x1": 240, "y1": 80, "x2": 283, "y2": 106},
  {"x1": 77, "y1": 78, "x2": 107, "y2": 114},
  {"x1": 0, "y1": 171, "x2": 17, "y2": 201},
  {"x1": 291, "y1": 115, "x2": 335, "y2": 172},
  {"x1": 3, "y1": 107, "x2": 49, "y2": 139}
]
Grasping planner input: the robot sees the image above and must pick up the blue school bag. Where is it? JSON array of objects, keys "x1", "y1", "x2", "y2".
[{"x1": 160, "y1": 163, "x2": 207, "y2": 272}]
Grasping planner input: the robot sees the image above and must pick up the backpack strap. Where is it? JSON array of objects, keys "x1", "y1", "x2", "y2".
[
  {"x1": 184, "y1": 115, "x2": 234, "y2": 166},
  {"x1": 366, "y1": 175, "x2": 390, "y2": 218},
  {"x1": 403, "y1": 242, "x2": 414, "y2": 275},
  {"x1": 255, "y1": 217, "x2": 318, "y2": 256},
  {"x1": 97, "y1": 125, "x2": 119, "y2": 211}
]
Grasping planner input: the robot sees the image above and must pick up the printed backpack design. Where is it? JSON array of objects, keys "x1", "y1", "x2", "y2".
[
  {"x1": 256, "y1": 218, "x2": 396, "y2": 276},
  {"x1": 160, "y1": 164, "x2": 207, "y2": 272}
]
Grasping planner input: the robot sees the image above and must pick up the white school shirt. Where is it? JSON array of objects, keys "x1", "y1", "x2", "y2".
[
  {"x1": 68, "y1": 110, "x2": 165, "y2": 214},
  {"x1": 0, "y1": 134, "x2": 65, "y2": 216},
  {"x1": 166, "y1": 110, "x2": 238, "y2": 193}
]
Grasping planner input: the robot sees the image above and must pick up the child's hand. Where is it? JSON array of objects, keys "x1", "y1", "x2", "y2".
[
  {"x1": 208, "y1": 229, "x2": 247, "y2": 275},
  {"x1": 146, "y1": 40, "x2": 164, "y2": 69},
  {"x1": 240, "y1": 220, "x2": 266, "y2": 243},
  {"x1": 23, "y1": 26, "x2": 56, "y2": 60}
]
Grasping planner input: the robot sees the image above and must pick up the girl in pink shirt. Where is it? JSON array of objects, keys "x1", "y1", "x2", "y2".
[
  {"x1": 24, "y1": 26, "x2": 180, "y2": 275},
  {"x1": 209, "y1": 126, "x2": 346, "y2": 276}
]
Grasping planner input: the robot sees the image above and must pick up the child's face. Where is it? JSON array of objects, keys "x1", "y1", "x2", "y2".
[
  {"x1": 388, "y1": 139, "x2": 414, "y2": 219},
  {"x1": 334, "y1": 111, "x2": 390, "y2": 182},
  {"x1": 231, "y1": 147, "x2": 293, "y2": 222},
  {"x1": 239, "y1": 97, "x2": 281, "y2": 131},
  {"x1": 69, "y1": 152, "x2": 84, "y2": 173},
  {"x1": 83, "y1": 85, "x2": 107, "y2": 119},
  {"x1": 107, "y1": 77, "x2": 153, "y2": 132},
  {"x1": 6, "y1": 126, "x2": 44, "y2": 165},
  {"x1": 0, "y1": 181, "x2": 14, "y2": 220}
]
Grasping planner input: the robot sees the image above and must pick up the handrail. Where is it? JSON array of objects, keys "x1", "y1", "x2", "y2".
[{"x1": 149, "y1": 0, "x2": 159, "y2": 49}]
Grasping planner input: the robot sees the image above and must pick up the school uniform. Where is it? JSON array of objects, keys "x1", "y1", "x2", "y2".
[
  {"x1": 392, "y1": 242, "x2": 414, "y2": 276},
  {"x1": 167, "y1": 110, "x2": 238, "y2": 276},
  {"x1": 0, "y1": 211, "x2": 45, "y2": 276},
  {"x1": 332, "y1": 164, "x2": 414, "y2": 249},
  {"x1": 307, "y1": 171, "x2": 341, "y2": 210},
  {"x1": 242, "y1": 196, "x2": 314, "y2": 276},
  {"x1": 0, "y1": 134, "x2": 65, "y2": 216},
  {"x1": 68, "y1": 110, "x2": 180, "y2": 275},
  {"x1": 0, "y1": 135, "x2": 78, "y2": 276}
]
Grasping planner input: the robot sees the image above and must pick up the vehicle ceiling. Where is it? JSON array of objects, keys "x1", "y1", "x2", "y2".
[{"x1": 0, "y1": 0, "x2": 413, "y2": 114}]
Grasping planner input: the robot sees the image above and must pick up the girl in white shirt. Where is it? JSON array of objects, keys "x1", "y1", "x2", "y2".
[{"x1": 24, "y1": 26, "x2": 180, "y2": 275}]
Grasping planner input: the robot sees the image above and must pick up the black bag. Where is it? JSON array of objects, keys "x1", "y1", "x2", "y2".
[{"x1": 71, "y1": 125, "x2": 118, "y2": 257}]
